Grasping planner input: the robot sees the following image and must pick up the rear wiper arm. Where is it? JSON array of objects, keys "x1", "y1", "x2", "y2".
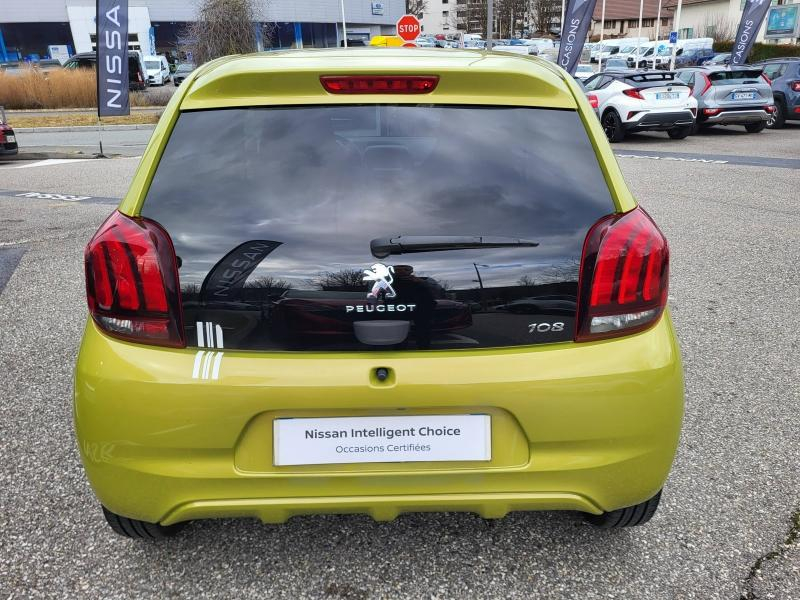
[{"x1": 370, "y1": 235, "x2": 539, "y2": 258}]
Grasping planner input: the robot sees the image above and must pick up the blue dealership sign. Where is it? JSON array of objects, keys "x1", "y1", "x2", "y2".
[{"x1": 669, "y1": 31, "x2": 678, "y2": 44}]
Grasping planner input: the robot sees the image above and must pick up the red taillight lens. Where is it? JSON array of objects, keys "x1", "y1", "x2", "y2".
[
  {"x1": 790, "y1": 81, "x2": 800, "y2": 92},
  {"x1": 703, "y1": 107, "x2": 721, "y2": 116},
  {"x1": 575, "y1": 207, "x2": 669, "y2": 342},
  {"x1": 761, "y1": 73, "x2": 771, "y2": 85},
  {"x1": 84, "y1": 211, "x2": 184, "y2": 347},
  {"x1": 320, "y1": 75, "x2": 439, "y2": 94},
  {"x1": 622, "y1": 88, "x2": 644, "y2": 100},
  {"x1": 700, "y1": 73, "x2": 712, "y2": 95},
  {"x1": 765, "y1": 105, "x2": 776, "y2": 113},
  {"x1": 587, "y1": 93, "x2": 599, "y2": 109}
]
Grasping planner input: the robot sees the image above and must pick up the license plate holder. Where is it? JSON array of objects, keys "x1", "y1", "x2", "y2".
[
  {"x1": 656, "y1": 92, "x2": 679, "y2": 100},
  {"x1": 273, "y1": 414, "x2": 492, "y2": 466},
  {"x1": 733, "y1": 92, "x2": 756, "y2": 100}
]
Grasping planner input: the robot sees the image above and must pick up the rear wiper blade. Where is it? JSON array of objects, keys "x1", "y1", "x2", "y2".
[{"x1": 370, "y1": 235, "x2": 539, "y2": 258}]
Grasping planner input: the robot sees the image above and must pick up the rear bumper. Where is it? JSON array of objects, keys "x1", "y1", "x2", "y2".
[
  {"x1": 0, "y1": 142, "x2": 18, "y2": 155},
  {"x1": 702, "y1": 109, "x2": 769, "y2": 125},
  {"x1": 624, "y1": 110, "x2": 695, "y2": 131},
  {"x1": 74, "y1": 313, "x2": 684, "y2": 525}
]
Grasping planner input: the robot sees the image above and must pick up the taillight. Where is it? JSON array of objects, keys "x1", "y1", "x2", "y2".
[
  {"x1": 790, "y1": 81, "x2": 800, "y2": 92},
  {"x1": 703, "y1": 107, "x2": 721, "y2": 116},
  {"x1": 84, "y1": 210, "x2": 184, "y2": 347},
  {"x1": 761, "y1": 73, "x2": 771, "y2": 85},
  {"x1": 320, "y1": 75, "x2": 439, "y2": 94},
  {"x1": 138, "y1": 71, "x2": 143, "y2": 83},
  {"x1": 587, "y1": 93, "x2": 599, "y2": 109},
  {"x1": 575, "y1": 207, "x2": 669, "y2": 342},
  {"x1": 622, "y1": 88, "x2": 644, "y2": 100},
  {"x1": 700, "y1": 73, "x2": 712, "y2": 95},
  {"x1": 765, "y1": 105, "x2": 776, "y2": 113}
]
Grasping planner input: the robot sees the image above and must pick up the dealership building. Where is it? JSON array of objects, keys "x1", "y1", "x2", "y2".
[{"x1": 0, "y1": 1, "x2": 405, "y2": 63}]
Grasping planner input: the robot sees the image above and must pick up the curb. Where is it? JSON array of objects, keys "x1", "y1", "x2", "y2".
[
  {"x1": 0, "y1": 151, "x2": 105, "y2": 161},
  {"x1": 14, "y1": 124, "x2": 156, "y2": 133},
  {"x1": 6, "y1": 107, "x2": 164, "y2": 114}
]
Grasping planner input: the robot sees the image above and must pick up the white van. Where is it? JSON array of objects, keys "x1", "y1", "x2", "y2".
[
  {"x1": 617, "y1": 41, "x2": 655, "y2": 63},
  {"x1": 592, "y1": 37, "x2": 649, "y2": 63},
  {"x1": 144, "y1": 55, "x2": 171, "y2": 86}
]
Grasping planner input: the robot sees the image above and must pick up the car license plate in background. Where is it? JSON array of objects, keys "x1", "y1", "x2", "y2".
[
  {"x1": 273, "y1": 414, "x2": 491, "y2": 466},
  {"x1": 656, "y1": 92, "x2": 679, "y2": 100},
  {"x1": 6, "y1": 135, "x2": 15, "y2": 143},
  {"x1": 733, "y1": 92, "x2": 756, "y2": 100}
]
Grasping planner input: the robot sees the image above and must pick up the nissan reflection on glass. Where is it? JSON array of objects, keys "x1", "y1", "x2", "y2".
[{"x1": 143, "y1": 105, "x2": 612, "y2": 351}]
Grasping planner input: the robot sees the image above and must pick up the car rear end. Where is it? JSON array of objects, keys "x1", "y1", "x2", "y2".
[
  {"x1": 696, "y1": 66, "x2": 774, "y2": 128},
  {"x1": 74, "y1": 50, "x2": 683, "y2": 532},
  {"x1": 618, "y1": 72, "x2": 696, "y2": 133},
  {"x1": 0, "y1": 123, "x2": 18, "y2": 155}
]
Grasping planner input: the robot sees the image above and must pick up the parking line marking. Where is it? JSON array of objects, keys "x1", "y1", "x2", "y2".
[
  {"x1": 14, "y1": 159, "x2": 96, "y2": 169},
  {"x1": 615, "y1": 150, "x2": 800, "y2": 170}
]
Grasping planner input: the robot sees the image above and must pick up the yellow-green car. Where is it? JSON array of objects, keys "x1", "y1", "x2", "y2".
[{"x1": 75, "y1": 48, "x2": 683, "y2": 539}]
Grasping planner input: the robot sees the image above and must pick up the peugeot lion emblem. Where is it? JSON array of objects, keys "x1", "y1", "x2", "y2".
[{"x1": 363, "y1": 263, "x2": 396, "y2": 300}]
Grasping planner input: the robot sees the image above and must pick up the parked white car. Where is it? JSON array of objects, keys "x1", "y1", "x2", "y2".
[
  {"x1": 493, "y1": 40, "x2": 539, "y2": 56},
  {"x1": 582, "y1": 70, "x2": 697, "y2": 141},
  {"x1": 574, "y1": 64, "x2": 595, "y2": 80},
  {"x1": 144, "y1": 55, "x2": 171, "y2": 86}
]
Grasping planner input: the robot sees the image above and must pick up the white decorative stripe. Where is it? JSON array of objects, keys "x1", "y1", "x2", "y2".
[
  {"x1": 196, "y1": 322, "x2": 205, "y2": 347},
  {"x1": 192, "y1": 351, "x2": 205, "y2": 379},
  {"x1": 215, "y1": 324, "x2": 224, "y2": 349},
  {"x1": 211, "y1": 352, "x2": 224, "y2": 380}
]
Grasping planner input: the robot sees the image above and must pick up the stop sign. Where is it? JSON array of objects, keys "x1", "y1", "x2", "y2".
[{"x1": 396, "y1": 14, "x2": 421, "y2": 42}]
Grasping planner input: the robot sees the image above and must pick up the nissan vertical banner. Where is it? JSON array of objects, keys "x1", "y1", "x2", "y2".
[
  {"x1": 557, "y1": 0, "x2": 599, "y2": 75},
  {"x1": 96, "y1": 1, "x2": 130, "y2": 116},
  {"x1": 731, "y1": 0, "x2": 771, "y2": 66}
]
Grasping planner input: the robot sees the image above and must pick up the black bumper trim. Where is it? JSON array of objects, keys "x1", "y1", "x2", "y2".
[{"x1": 625, "y1": 111, "x2": 695, "y2": 131}]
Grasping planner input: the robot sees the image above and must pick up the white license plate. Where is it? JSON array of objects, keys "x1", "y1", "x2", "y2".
[
  {"x1": 733, "y1": 92, "x2": 756, "y2": 100},
  {"x1": 273, "y1": 414, "x2": 491, "y2": 466},
  {"x1": 5, "y1": 135, "x2": 15, "y2": 143},
  {"x1": 656, "y1": 92, "x2": 679, "y2": 100}
]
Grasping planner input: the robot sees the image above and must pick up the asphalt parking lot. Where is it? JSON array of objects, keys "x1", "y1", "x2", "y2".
[{"x1": 1, "y1": 125, "x2": 798, "y2": 599}]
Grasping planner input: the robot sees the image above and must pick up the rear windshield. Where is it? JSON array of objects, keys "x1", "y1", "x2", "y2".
[
  {"x1": 145, "y1": 61, "x2": 161, "y2": 69},
  {"x1": 709, "y1": 69, "x2": 763, "y2": 84},
  {"x1": 142, "y1": 105, "x2": 615, "y2": 352}
]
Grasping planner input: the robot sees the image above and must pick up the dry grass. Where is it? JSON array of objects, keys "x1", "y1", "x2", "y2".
[
  {"x1": 0, "y1": 67, "x2": 174, "y2": 110},
  {"x1": 8, "y1": 113, "x2": 160, "y2": 128}
]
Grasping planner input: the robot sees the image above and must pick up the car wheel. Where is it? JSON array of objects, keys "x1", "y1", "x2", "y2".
[
  {"x1": 585, "y1": 490, "x2": 662, "y2": 528},
  {"x1": 667, "y1": 126, "x2": 691, "y2": 140},
  {"x1": 102, "y1": 506, "x2": 186, "y2": 539},
  {"x1": 601, "y1": 110, "x2": 625, "y2": 143},
  {"x1": 744, "y1": 121, "x2": 766, "y2": 133},
  {"x1": 766, "y1": 100, "x2": 786, "y2": 129}
]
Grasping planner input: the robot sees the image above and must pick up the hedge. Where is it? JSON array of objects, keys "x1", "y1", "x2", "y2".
[{"x1": 713, "y1": 41, "x2": 800, "y2": 62}]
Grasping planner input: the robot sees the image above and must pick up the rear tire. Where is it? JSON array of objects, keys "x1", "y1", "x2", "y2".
[
  {"x1": 585, "y1": 490, "x2": 662, "y2": 528},
  {"x1": 667, "y1": 126, "x2": 691, "y2": 140},
  {"x1": 766, "y1": 100, "x2": 786, "y2": 129},
  {"x1": 102, "y1": 506, "x2": 186, "y2": 539},
  {"x1": 744, "y1": 121, "x2": 766, "y2": 133},
  {"x1": 601, "y1": 110, "x2": 626, "y2": 143}
]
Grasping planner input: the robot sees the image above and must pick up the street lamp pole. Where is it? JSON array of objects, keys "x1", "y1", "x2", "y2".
[
  {"x1": 487, "y1": 0, "x2": 494, "y2": 50},
  {"x1": 670, "y1": 0, "x2": 683, "y2": 70},
  {"x1": 340, "y1": 0, "x2": 348, "y2": 48}
]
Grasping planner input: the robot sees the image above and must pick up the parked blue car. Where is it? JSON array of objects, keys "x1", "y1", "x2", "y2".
[
  {"x1": 674, "y1": 47, "x2": 715, "y2": 68},
  {"x1": 754, "y1": 57, "x2": 800, "y2": 129}
]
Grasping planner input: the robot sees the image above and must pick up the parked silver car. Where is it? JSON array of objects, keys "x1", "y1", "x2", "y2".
[{"x1": 675, "y1": 66, "x2": 775, "y2": 133}]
